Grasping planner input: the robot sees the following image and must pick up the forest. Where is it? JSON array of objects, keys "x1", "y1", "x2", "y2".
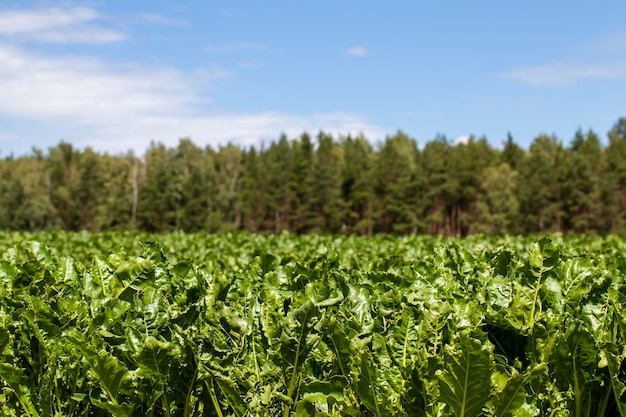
[{"x1": 1, "y1": 117, "x2": 626, "y2": 236}]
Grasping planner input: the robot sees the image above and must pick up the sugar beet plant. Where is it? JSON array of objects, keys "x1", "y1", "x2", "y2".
[{"x1": 0, "y1": 233, "x2": 626, "y2": 416}]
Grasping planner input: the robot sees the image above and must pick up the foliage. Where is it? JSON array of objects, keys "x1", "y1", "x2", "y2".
[
  {"x1": 0, "y1": 233, "x2": 625, "y2": 415},
  {"x1": 5, "y1": 118, "x2": 626, "y2": 235}
]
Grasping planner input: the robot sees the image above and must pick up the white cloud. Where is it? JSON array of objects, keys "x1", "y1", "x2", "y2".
[
  {"x1": 0, "y1": 7, "x2": 95, "y2": 34},
  {"x1": 206, "y1": 42, "x2": 268, "y2": 53},
  {"x1": 347, "y1": 46, "x2": 368, "y2": 57},
  {"x1": 453, "y1": 135, "x2": 471, "y2": 146},
  {"x1": 0, "y1": 43, "x2": 202, "y2": 118},
  {"x1": 27, "y1": 27, "x2": 126, "y2": 44},
  {"x1": 0, "y1": 6, "x2": 125, "y2": 44},
  {"x1": 501, "y1": 61, "x2": 626, "y2": 86},
  {"x1": 0, "y1": 43, "x2": 386, "y2": 155}
]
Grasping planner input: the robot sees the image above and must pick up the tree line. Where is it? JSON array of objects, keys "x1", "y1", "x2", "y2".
[{"x1": 2, "y1": 118, "x2": 626, "y2": 236}]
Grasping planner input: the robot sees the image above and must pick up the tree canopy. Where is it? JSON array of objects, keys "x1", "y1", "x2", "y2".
[{"x1": 3, "y1": 118, "x2": 626, "y2": 235}]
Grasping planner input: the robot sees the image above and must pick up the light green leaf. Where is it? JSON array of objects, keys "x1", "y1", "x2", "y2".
[
  {"x1": 136, "y1": 336, "x2": 172, "y2": 378},
  {"x1": 354, "y1": 352, "x2": 389, "y2": 417},
  {"x1": 492, "y1": 364, "x2": 546, "y2": 416},
  {"x1": 66, "y1": 330, "x2": 133, "y2": 412},
  {"x1": 0, "y1": 363, "x2": 40, "y2": 417},
  {"x1": 436, "y1": 330, "x2": 494, "y2": 417}
]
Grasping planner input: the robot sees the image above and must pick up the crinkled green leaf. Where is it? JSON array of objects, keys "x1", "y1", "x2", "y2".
[
  {"x1": 136, "y1": 336, "x2": 173, "y2": 377},
  {"x1": 65, "y1": 330, "x2": 133, "y2": 412},
  {"x1": 354, "y1": 351, "x2": 393, "y2": 417},
  {"x1": 0, "y1": 363, "x2": 40, "y2": 417},
  {"x1": 436, "y1": 330, "x2": 494, "y2": 417},
  {"x1": 492, "y1": 364, "x2": 547, "y2": 416},
  {"x1": 111, "y1": 257, "x2": 155, "y2": 302}
]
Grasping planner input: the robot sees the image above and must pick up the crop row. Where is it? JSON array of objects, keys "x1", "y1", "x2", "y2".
[{"x1": 0, "y1": 233, "x2": 625, "y2": 416}]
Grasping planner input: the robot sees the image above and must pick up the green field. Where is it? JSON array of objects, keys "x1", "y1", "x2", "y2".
[{"x1": 1, "y1": 233, "x2": 625, "y2": 416}]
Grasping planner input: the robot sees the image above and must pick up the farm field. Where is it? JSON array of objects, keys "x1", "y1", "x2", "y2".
[{"x1": 1, "y1": 232, "x2": 625, "y2": 416}]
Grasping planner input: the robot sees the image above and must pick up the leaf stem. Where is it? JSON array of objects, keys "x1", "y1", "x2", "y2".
[
  {"x1": 205, "y1": 379, "x2": 225, "y2": 417},
  {"x1": 529, "y1": 272, "x2": 543, "y2": 332},
  {"x1": 598, "y1": 384, "x2": 611, "y2": 417},
  {"x1": 183, "y1": 359, "x2": 199, "y2": 417},
  {"x1": 282, "y1": 309, "x2": 310, "y2": 417}
]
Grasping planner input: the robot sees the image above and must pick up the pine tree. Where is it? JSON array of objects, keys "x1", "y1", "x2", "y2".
[
  {"x1": 341, "y1": 135, "x2": 375, "y2": 235},
  {"x1": 95, "y1": 153, "x2": 136, "y2": 231},
  {"x1": 500, "y1": 133, "x2": 525, "y2": 170},
  {"x1": 312, "y1": 132, "x2": 344, "y2": 233},
  {"x1": 138, "y1": 143, "x2": 178, "y2": 232},
  {"x1": 240, "y1": 147, "x2": 265, "y2": 232},
  {"x1": 604, "y1": 118, "x2": 626, "y2": 232},
  {"x1": 448, "y1": 137, "x2": 496, "y2": 235},
  {"x1": 290, "y1": 133, "x2": 316, "y2": 233},
  {"x1": 563, "y1": 130, "x2": 604, "y2": 233},
  {"x1": 475, "y1": 163, "x2": 520, "y2": 235},
  {"x1": 264, "y1": 134, "x2": 294, "y2": 233},
  {"x1": 518, "y1": 134, "x2": 564, "y2": 233},
  {"x1": 421, "y1": 136, "x2": 451, "y2": 235},
  {"x1": 213, "y1": 144, "x2": 243, "y2": 231},
  {"x1": 47, "y1": 142, "x2": 80, "y2": 230},
  {"x1": 374, "y1": 132, "x2": 420, "y2": 233}
]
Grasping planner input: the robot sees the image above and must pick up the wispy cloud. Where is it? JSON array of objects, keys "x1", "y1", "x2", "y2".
[
  {"x1": 501, "y1": 61, "x2": 626, "y2": 86},
  {"x1": 0, "y1": 42, "x2": 204, "y2": 118},
  {"x1": 139, "y1": 13, "x2": 185, "y2": 27},
  {"x1": 0, "y1": 43, "x2": 385, "y2": 155},
  {"x1": 206, "y1": 42, "x2": 268, "y2": 53},
  {"x1": 584, "y1": 32, "x2": 626, "y2": 53},
  {"x1": 502, "y1": 31, "x2": 626, "y2": 86},
  {"x1": 27, "y1": 27, "x2": 125, "y2": 44},
  {"x1": 347, "y1": 46, "x2": 368, "y2": 57},
  {"x1": 0, "y1": 6, "x2": 125, "y2": 44},
  {"x1": 0, "y1": 7, "x2": 95, "y2": 34},
  {"x1": 238, "y1": 61, "x2": 263, "y2": 69}
]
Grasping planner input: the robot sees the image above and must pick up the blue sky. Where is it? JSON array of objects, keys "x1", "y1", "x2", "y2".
[{"x1": 0, "y1": 1, "x2": 625, "y2": 155}]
